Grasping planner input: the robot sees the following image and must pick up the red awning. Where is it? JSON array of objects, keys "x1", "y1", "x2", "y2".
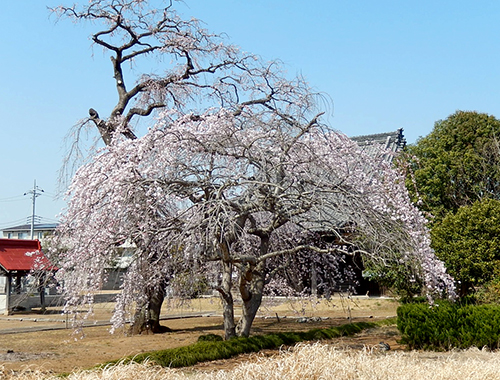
[{"x1": 0, "y1": 239, "x2": 53, "y2": 272}]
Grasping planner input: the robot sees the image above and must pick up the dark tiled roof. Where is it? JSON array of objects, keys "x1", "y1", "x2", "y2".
[{"x1": 351, "y1": 128, "x2": 406, "y2": 162}]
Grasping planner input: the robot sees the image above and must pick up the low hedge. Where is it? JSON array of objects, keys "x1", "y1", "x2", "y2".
[
  {"x1": 397, "y1": 303, "x2": 500, "y2": 350},
  {"x1": 105, "y1": 320, "x2": 378, "y2": 368}
]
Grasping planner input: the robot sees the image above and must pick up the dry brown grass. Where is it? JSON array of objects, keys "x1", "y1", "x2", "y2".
[
  {"x1": 0, "y1": 295, "x2": 399, "y2": 374},
  {"x1": 4, "y1": 343, "x2": 500, "y2": 380}
]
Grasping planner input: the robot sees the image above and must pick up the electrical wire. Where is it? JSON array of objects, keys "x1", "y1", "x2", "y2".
[
  {"x1": 0, "y1": 218, "x2": 30, "y2": 228},
  {"x1": 0, "y1": 196, "x2": 28, "y2": 203}
]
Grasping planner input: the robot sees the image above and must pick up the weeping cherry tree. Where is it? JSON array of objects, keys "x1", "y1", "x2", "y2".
[
  {"x1": 56, "y1": 105, "x2": 455, "y2": 338},
  {"x1": 52, "y1": 0, "x2": 455, "y2": 338}
]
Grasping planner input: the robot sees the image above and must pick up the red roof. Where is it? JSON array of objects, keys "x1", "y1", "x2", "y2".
[{"x1": 0, "y1": 239, "x2": 53, "y2": 272}]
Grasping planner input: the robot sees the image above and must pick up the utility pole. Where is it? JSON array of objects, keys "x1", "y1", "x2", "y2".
[{"x1": 24, "y1": 180, "x2": 44, "y2": 240}]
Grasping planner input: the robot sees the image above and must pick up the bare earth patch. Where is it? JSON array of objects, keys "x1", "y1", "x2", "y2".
[{"x1": 0, "y1": 296, "x2": 398, "y2": 374}]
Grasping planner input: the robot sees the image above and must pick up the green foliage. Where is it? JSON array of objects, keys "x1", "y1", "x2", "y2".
[
  {"x1": 431, "y1": 198, "x2": 500, "y2": 296},
  {"x1": 197, "y1": 333, "x2": 223, "y2": 342},
  {"x1": 399, "y1": 296, "x2": 428, "y2": 304},
  {"x1": 169, "y1": 272, "x2": 210, "y2": 299},
  {"x1": 476, "y1": 277, "x2": 500, "y2": 304},
  {"x1": 402, "y1": 110, "x2": 500, "y2": 222},
  {"x1": 397, "y1": 303, "x2": 500, "y2": 350},
  {"x1": 363, "y1": 260, "x2": 423, "y2": 300},
  {"x1": 399, "y1": 111, "x2": 500, "y2": 299},
  {"x1": 104, "y1": 321, "x2": 377, "y2": 368}
]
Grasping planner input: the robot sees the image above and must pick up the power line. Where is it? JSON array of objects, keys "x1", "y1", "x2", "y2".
[
  {"x1": 0, "y1": 216, "x2": 60, "y2": 230},
  {"x1": 0, "y1": 196, "x2": 27, "y2": 203},
  {"x1": 0, "y1": 192, "x2": 59, "y2": 202},
  {"x1": 0, "y1": 182, "x2": 61, "y2": 231},
  {"x1": 0, "y1": 217, "x2": 29, "y2": 229},
  {"x1": 38, "y1": 216, "x2": 61, "y2": 224},
  {"x1": 41, "y1": 191, "x2": 58, "y2": 198}
]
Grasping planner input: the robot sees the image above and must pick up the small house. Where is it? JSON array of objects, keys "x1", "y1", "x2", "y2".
[
  {"x1": 2, "y1": 223, "x2": 58, "y2": 241},
  {"x1": 0, "y1": 239, "x2": 54, "y2": 314}
]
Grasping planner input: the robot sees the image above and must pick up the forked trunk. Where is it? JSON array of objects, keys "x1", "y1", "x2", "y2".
[
  {"x1": 236, "y1": 290, "x2": 263, "y2": 337},
  {"x1": 236, "y1": 261, "x2": 265, "y2": 337}
]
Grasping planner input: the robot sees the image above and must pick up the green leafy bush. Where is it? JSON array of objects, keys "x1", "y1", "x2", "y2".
[
  {"x1": 431, "y1": 198, "x2": 500, "y2": 296},
  {"x1": 397, "y1": 303, "x2": 500, "y2": 350},
  {"x1": 476, "y1": 277, "x2": 500, "y2": 304},
  {"x1": 105, "y1": 321, "x2": 376, "y2": 368}
]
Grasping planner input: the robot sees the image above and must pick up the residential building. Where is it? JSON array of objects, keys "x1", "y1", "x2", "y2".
[{"x1": 1, "y1": 223, "x2": 58, "y2": 242}]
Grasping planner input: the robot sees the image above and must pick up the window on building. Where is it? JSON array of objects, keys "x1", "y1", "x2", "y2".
[
  {"x1": 17, "y1": 232, "x2": 27, "y2": 239},
  {"x1": 0, "y1": 276, "x2": 6, "y2": 294},
  {"x1": 7, "y1": 233, "x2": 12, "y2": 239}
]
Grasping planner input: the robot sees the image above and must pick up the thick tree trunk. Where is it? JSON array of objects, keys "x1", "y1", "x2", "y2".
[
  {"x1": 236, "y1": 290, "x2": 263, "y2": 337},
  {"x1": 236, "y1": 262, "x2": 265, "y2": 337},
  {"x1": 130, "y1": 285, "x2": 171, "y2": 334},
  {"x1": 90, "y1": 109, "x2": 163, "y2": 334},
  {"x1": 219, "y1": 259, "x2": 236, "y2": 339},
  {"x1": 147, "y1": 285, "x2": 171, "y2": 333}
]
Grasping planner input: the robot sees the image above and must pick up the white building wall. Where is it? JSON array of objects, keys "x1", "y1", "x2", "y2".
[{"x1": 0, "y1": 295, "x2": 6, "y2": 314}]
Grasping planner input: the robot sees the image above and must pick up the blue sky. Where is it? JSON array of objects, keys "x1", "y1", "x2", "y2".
[{"x1": 1, "y1": 1, "x2": 500, "y2": 228}]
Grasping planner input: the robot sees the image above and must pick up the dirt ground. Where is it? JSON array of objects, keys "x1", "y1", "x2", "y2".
[{"x1": 0, "y1": 295, "x2": 400, "y2": 375}]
